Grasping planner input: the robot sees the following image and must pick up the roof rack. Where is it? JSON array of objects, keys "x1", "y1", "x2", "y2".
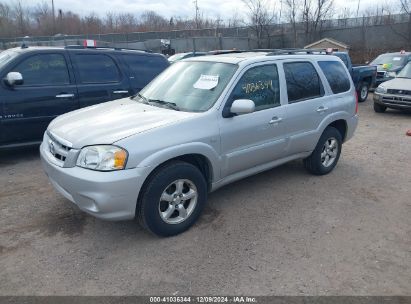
[
  {"x1": 64, "y1": 45, "x2": 151, "y2": 52},
  {"x1": 266, "y1": 48, "x2": 332, "y2": 56}
]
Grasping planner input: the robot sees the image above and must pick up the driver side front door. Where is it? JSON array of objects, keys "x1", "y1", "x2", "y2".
[{"x1": 218, "y1": 64, "x2": 288, "y2": 178}]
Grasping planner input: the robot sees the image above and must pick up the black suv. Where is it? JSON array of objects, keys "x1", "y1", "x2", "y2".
[{"x1": 0, "y1": 46, "x2": 169, "y2": 148}]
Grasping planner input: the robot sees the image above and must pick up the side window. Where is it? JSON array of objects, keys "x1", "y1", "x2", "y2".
[
  {"x1": 318, "y1": 61, "x2": 351, "y2": 94},
  {"x1": 74, "y1": 54, "x2": 120, "y2": 84},
  {"x1": 12, "y1": 54, "x2": 69, "y2": 86},
  {"x1": 229, "y1": 65, "x2": 280, "y2": 112},
  {"x1": 284, "y1": 62, "x2": 323, "y2": 103},
  {"x1": 122, "y1": 54, "x2": 168, "y2": 88}
]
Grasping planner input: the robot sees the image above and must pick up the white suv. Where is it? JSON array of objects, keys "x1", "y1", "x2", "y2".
[{"x1": 41, "y1": 50, "x2": 359, "y2": 236}]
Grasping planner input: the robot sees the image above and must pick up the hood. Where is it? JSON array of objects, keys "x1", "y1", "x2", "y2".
[
  {"x1": 48, "y1": 98, "x2": 197, "y2": 148},
  {"x1": 380, "y1": 77, "x2": 411, "y2": 90}
]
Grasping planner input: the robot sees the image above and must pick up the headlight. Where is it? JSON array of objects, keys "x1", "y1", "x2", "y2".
[
  {"x1": 386, "y1": 71, "x2": 397, "y2": 78},
  {"x1": 375, "y1": 86, "x2": 387, "y2": 94},
  {"x1": 76, "y1": 145, "x2": 128, "y2": 171}
]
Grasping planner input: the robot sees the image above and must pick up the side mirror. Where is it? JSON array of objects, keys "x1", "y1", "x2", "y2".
[
  {"x1": 5, "y1": 72, "x2": 23, "y2": 86},
  {"x1": 365, "y1": 61, "x2": 370, "y2": 65},
  {"x1": 230, "y1": 99, "x2": 255, "y2": 115}
]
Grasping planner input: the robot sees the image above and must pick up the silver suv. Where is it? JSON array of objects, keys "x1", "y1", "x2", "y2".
[{"x1": 40, "y1": 51, "x2": 359, "y2": 236}]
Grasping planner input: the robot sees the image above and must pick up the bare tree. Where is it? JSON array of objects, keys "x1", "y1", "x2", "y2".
[
  {"x1": 400, "y1": 0, "x2": 410, "y2": 12},
  {"x1": 242, "y1": 0, "x2": 275, "y2": 48},
  {"x1": 284, "y1": 0, "x2": 299, "y2": 47}
]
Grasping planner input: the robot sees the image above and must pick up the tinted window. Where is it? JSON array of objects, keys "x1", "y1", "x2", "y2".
[
  {"x1": 334, "y1": 53, "x2": 349, "y2": 67},
  {"x1": 318, "y1": 61, "x2": 351, "y2": 94},
  {"x1": 74, "y1": 54, "x2": 120, "y2": 84},
  {"x1": 122, "y1": 54, "x2": 168, "y2": 88},
  {"x1": 13, "y1": 54, "x2": 69, "y2": 86},
  {"x1": 284, "y1": 62, "x2": 323, "y2": 103},
  {"x1": 229, "y1": 65, "x2": 280, "y2": 111}
]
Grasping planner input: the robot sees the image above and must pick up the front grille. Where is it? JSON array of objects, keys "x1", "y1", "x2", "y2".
[
  {"x1": 47, "y1": 133, "x2": 72, "y2": 163},
  {"x1": 387, "y1": 89, "x2": 411, "y2": 96},
  {"x1": 382, "y1": 96, "x2": 411, "y2": 106},
  {"x1": 377, "y1": 71, "x2": 386, "y2": 79}
]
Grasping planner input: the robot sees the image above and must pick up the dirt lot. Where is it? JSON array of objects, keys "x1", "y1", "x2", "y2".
[{"x1": 0, "y1": 95, "x2": 410, "y2": 296}]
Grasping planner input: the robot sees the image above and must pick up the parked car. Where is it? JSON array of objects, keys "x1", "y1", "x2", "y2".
[
  {"x1": 0, "y1": 46, "x2": 169, "y2": 149},
  {"x1": 332, "y1": 51, "x2": 377, "y2": 102},
  {"x1": 168, "y1": 52, "x2": 206, "y2": 63},
  {"x1": 373, "y1": 62, "x2": 411, "y2": 113},
  {"x1": 369, "y1": 51, "x2": 411, "y2": 88},
  {"x1": 40, "y1": 51, "x2": 358, "y2": 236}
]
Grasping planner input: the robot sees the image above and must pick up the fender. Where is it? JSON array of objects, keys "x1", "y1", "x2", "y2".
[
  {"x1": 135, "y1": 142, "x2": 222, "y2": 182},
  {"x1": 315, "y1": 111, "x2": 351, "y2": 142}
]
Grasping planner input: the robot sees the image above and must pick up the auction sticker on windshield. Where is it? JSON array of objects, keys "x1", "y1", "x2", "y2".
[{"x1": 193, "y1": 74, "x2": 219, "y2": 90}]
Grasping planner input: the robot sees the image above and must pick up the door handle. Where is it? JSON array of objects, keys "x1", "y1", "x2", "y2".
[
  {"x1": 56, "y1": 93, "x2": 75, "y2": 98},
  {"x1": 113, "y1": 90, "x2": 129, "y2": 94},
  {"x1": 269, "y1": 117, "x2": 283, "y2": 124},
  {"x1": 316, "y1": 106, "x2": 329, "y2": 113}
]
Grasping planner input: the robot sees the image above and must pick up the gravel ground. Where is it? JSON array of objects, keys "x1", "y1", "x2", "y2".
[{"x1": 0, "y1": 95, "x2": 410, "y2": 296}]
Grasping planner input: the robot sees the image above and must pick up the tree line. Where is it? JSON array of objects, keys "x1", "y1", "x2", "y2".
[{"x1": 0, "y1": 0, "x2": 409, "y2": 39}]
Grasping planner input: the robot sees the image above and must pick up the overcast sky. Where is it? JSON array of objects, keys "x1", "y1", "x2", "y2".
[{"x1": 7, "y1": 0, "x2": 387, "y2": 21}]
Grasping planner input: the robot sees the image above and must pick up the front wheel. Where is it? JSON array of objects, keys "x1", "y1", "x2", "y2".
[
  {"x1": 137, "y1": 161, "x2": 207, "y2": 237},
  {"x1": 304, "y1": 126, "x2": 342, "y2": 175},
  {"x1": 357, "y1": 82, "x2": 369, "y2": 102}
]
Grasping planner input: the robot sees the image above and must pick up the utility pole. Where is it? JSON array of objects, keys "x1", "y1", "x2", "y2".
[
  {"x1": 52, "y1": 0, "x2": 56, "y2": 34},
  {"x1": 194, "y1": 0, "x2": 199, "y2": 29}
]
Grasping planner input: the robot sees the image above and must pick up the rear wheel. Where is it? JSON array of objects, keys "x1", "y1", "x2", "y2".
[
  {"x1": 137, "y1": 161, "x2": 207, "y2": 237},
  {"x1": 357, "y1": 82, "x2": 369, "y2": 102},
  {"x1": 304, "y1": 126, "x2": 342, "y2": 175},
  {"x1": 373, "y1": 102, "x2": 387, "y2": 113}
]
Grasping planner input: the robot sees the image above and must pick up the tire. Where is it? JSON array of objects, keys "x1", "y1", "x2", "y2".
[
  {"x1": 357, "y1": 82, "x2": 369, "y2": 102},
  {"x1": 304, "y1": 126, "x2": 342, "y2": 175},
  {"x1": 373, "y1": 102, "x2": 387, "y2": 113},
  {"x1": 137, "y1": 161, "x2": 207, "y2": 237}
]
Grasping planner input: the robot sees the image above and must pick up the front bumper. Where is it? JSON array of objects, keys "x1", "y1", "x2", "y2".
[
  {"x1": 40, "y1": 141, "x2": 150, "y2": 221},
  {"x1": 373, "y1": 92, "x2": 411, "y2": 110}
]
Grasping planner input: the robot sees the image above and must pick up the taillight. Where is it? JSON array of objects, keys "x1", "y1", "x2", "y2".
[{"x1": 355, "y1": 91, "x2": 358, "y2": 114}]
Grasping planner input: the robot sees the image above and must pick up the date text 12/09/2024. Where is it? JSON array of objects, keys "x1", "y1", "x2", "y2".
[{"x1": 149, "y1": 296, "x2": 257, "y2": 303}]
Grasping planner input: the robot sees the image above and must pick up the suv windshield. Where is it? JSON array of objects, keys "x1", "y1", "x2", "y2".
[
  {"x1": 135, "y1": 61, "x2": 238, "y2": 112},
  {"x1": 0, "y1": 49, "x2": 19, "y2": 69},
  {"x1": 370, "y1": 54, "x2": 407, "y2": 69},
  {"x1": 397, "y1": 63, "x2": 411, "y2": 78}
]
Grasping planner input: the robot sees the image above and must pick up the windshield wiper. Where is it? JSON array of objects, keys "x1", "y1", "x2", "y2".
[
  {"x1": 148, "y1": 99, "x2": 181, "y2": 111},
  {"x1": 133, "y1": 93, "x2": 150, "y2": 104}
]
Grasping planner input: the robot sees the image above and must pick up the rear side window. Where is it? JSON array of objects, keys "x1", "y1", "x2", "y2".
[
  {"x1": 318, "y1": 61, "x2": 351, "y2": 94},
  {"x1": 12, "y1": 54, "x2": 69, "y2": 86},
  {"x1": 229, "y1": 64, "x2": 281, "y2": 111},
  {"x1": 284, "y1": 62, "x2": 323, "y2": 103},
  {"x1": 122, "y1": 54, "x2": 168, "y2": 88},
  {"x1": 74, "y1": 54, "x2": 120, "y2": 84}
]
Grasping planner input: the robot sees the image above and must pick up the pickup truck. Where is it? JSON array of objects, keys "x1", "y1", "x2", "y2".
[
  {"x1": 0, "y1": 46, "x2": 169, "y2": 149},
  {"x1": 332, "y1": 52, "x2": 376, "y2": 102}
]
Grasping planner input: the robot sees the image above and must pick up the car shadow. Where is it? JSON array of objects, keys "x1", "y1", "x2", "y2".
[{"x1": 0, "y1": 145, "x2": 40, "y2": 166}]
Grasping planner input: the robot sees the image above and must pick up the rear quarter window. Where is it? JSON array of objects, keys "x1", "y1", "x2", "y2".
[
  {"x1": 318, "y1": 61, "x2": 351, "y2": 94},
  {"x1": 122, "y1": 54, "x2": 169, "y2": 88}
]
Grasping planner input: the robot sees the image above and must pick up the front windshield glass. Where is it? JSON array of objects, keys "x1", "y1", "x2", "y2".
[
  {"x1": 0, "y1": 49, "x2": 18, "y2": 69},
  {"x1": 370, "y1": 54, "x2": 407, "y2": 69},
  {"x1": 135, "y1": 61, "x2": 238, "y2": 112},
  {"x1": 397, "y1": 63, "x2": 411, "y2": 78}
]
